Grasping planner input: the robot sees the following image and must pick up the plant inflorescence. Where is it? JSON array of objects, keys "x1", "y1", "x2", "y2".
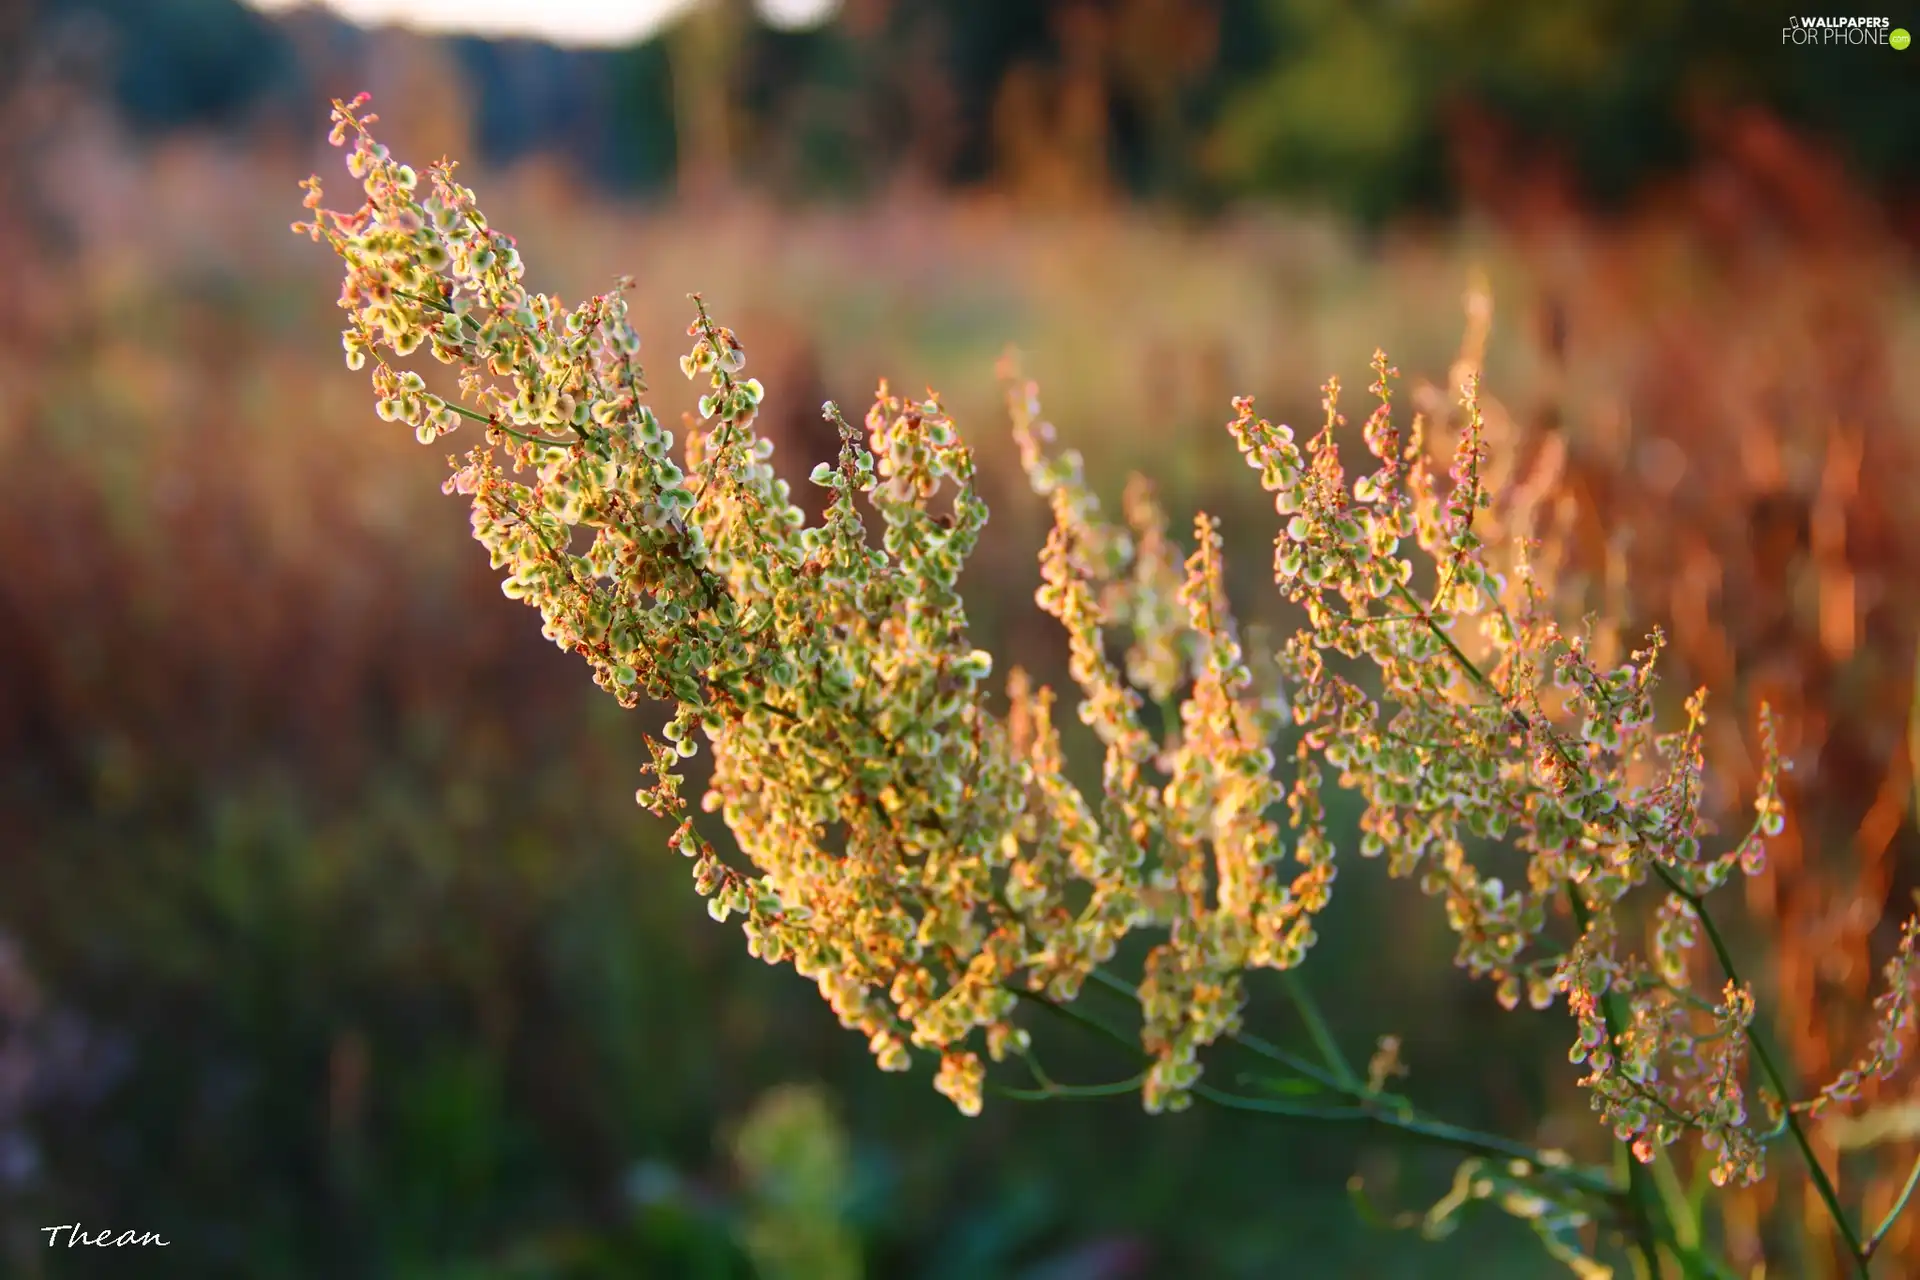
[{"x1": 296, "y1": 95, "x2": 1920, "y2": 1277}]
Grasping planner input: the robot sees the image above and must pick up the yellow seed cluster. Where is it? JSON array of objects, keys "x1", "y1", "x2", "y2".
[{"x1": 297, "y1": 98, "x2": 1919, "y2": 1179}]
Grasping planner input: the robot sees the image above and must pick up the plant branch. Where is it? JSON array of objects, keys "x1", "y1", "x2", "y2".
[
  {"x1": 1688, "y1": 893, "x2": 1868, "y2": 1272},
  {"x1": 1013, "y1": 981, "x2": 1621, "y2": 1203},
  {"x1": 1568, "y1": 887, "x2": 1669, "y2": 1278},
  {"x1": 1396, "y1": 575, "x2": 1870, "y2": 1274}
]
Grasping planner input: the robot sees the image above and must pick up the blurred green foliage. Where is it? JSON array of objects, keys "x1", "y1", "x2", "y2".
[
  {"x1": 731, "y1": 1085, "x2": 860, "y2": 1280},
  {"x1": 1204, "y1": 0, "x2": 1919, "y2": 219}
]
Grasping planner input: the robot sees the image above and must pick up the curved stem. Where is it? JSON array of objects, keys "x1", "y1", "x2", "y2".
[
  {"x1": 1685, "y1": 891, "x2": 1867, "y2": 1272},
  {"x1": 1866, "y1": 1151, "x2": 1920, "y2": 1261}
]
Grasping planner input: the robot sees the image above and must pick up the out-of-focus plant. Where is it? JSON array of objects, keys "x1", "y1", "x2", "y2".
[
  {"x1": 297, "y1": 95, "x2": 1920, "y2": 1278},
  {"x1": 732, "y1": 1083, "x2": 862, "y2": 1280}
]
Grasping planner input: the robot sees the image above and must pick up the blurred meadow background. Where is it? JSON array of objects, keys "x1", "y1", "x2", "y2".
[{"x1": 2, "y1": 0, "x2": 1919, "y2": 1276}]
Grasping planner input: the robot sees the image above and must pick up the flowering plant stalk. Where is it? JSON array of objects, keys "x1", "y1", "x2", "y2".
[{"x1": 296, "y1": 96, "x2": 1920, "y2": 1278}]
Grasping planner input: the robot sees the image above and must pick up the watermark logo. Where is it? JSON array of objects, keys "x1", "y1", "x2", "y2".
[
  {"x1": 41, "y1": 1224, "x2": 170, "y2": 1248},
  {"x1": 1783, "y1": 15, "x2": 1903, "y2": 45}
]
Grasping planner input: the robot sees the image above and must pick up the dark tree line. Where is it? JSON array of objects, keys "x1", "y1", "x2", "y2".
[{"x1": 26, "y1": 0, "x2": 1920, "y2": 222}]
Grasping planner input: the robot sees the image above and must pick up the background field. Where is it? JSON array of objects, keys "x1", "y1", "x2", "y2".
[{"x1": 2, "y1": 2, "x2": 1918, "y2": 1276}]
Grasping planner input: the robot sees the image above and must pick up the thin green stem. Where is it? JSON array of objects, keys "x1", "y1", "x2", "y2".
[
  {"x1": 1192, "y1": 1084, "x2": 1369, "y2": 1121},
  {"x1": 1007, "y1": 982, "x2": 1139, "y2": 1056},
  {"x1": 1224, "y1": 1024, "x2": 1351, "y2": 1095},
  {"x1": 1191, "y1": 1084, "x2": 1620, "y2": 1201},
  {"x1": 993, "y1": 1072, "x2": 1149, "y2": 1103},
  {"x1": 1687, "y1": 894, "x2": 1868, "y2": 1272},
  {"x1": 395, "y1": 286, "x2": 453, "y2": 314},
  {"x1": 1085, "y1": 966, "x2": 1346, "y2": 1092},
  {"x1": 1865, "y1": 1150, "x2": 1920, "y2": 1261},
  {"x1": 1014, "y1": 980, "x2": 1620, "y2": 1202},
  {"x1": 440, "y1": 399, "x2": 493, "y2": 424},
  {"x1": 491, "y1": 420, "x2": 576, "y2": 447},
  {"x1": 434, "y1": 395, "x2": 584, "y2": 449},
  {"x1": 1282, "y1": 969, "x2": 1361, "y2": 1090},
  {"x1": 1389, "y1": 583, "x2": 1497, "y2": 696},
  {"x1": 1094, "y1": 967, "x2": 1620, "y2": 1197}
]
